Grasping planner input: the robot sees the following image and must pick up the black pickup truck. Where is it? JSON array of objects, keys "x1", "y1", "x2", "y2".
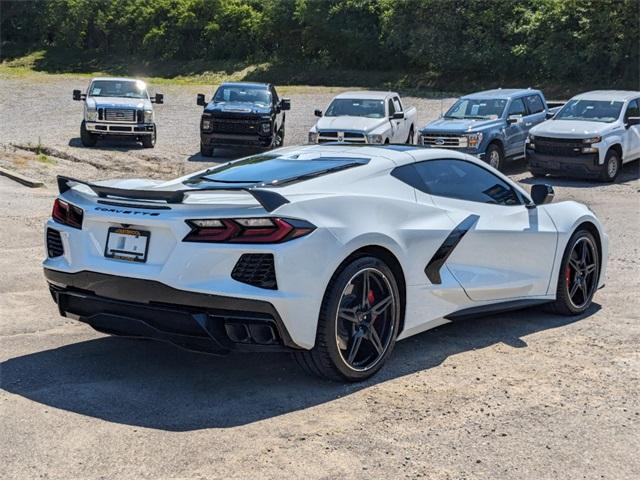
[{"x1": 197, "y1": 82, "x2": 291, "y2": 157}]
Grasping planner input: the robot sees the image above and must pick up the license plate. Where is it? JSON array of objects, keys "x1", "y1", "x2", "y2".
[{"x1": 105, "y1": 227, "x2": 150, "y2": 263}]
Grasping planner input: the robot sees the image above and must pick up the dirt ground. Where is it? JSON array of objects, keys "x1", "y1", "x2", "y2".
[{"x1": 1, "y1": 74, "x2": 639, "y2": 480}]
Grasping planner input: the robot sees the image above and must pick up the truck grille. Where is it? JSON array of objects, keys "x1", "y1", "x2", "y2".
[
  {"x1": 102, "y1": 108, "x2": 136, "y2": 123},
  {"x1": 211, "y1": 117, "x2": 263, "y2": 134},
  {"x1": 318, "y1": 131, "x2": 367, "y2": 143},
  {"x1": 421, "y1": 133, "x2": 469, "y2": 148},
  {"x1": 231, "y1": 254, "x2": 277, "y2": 290},
  {"x1": 534, "y1": 136, "x2": 584, "y2": 157}
]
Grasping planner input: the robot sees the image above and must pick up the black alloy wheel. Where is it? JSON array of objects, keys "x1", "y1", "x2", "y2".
[
  {"x1": 546, "y1": 229, "x2": 600, "y2": 315},
  {"x1": 294, "y1": 256, "x2": 401, "y2": 382}
]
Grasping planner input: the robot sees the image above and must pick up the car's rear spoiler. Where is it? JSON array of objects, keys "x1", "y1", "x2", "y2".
[{"x1": 56, "y1": 175, "x2": 290, "y2": 213}]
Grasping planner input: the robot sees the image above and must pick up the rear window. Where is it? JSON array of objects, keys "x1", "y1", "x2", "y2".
[{"x1": 187, "y1": 154, "x2": 369, "y2": 187}]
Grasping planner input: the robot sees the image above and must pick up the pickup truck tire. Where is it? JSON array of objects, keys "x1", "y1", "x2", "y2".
[
  {"x1": 200, "y1": 144, "x2": 214, "y2": 157},
  {"x1": 141, "y1": 125, "x2": 156, "y2": 148},
  {"x1": 80, "y1": 121, "x2": 97, "y2": 147},
  {"x1": 599, "y1": 149, "x2": 621, "y2": 182},
  {"x1": 406, "y1": 126, "x2": 414, "y2": 145},
  {"x1": 486, "y1": 143, "x2": 503, "y2": 171},
  {"x1": 530, "y1": 169, "x2": 547, "y2": 178}
]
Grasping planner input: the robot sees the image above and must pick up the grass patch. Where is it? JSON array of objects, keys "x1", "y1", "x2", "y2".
[{"x1": 36, "y1": 153, "x2": 56, "y2": 165}]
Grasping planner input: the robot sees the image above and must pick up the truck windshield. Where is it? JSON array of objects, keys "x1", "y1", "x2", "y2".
[
  {"x1": 89, "y1": 80, "x2": 148, "y2": 99},
  {"x1": 325, "y1": 99, "x2": 385, "y2": 118},
  {"x1": 444, "y1": 98, "x2": 507, "y2": 120},
  {"x1": 555, "y1": 99, "x2": 623, "y2": 123},
  {"x1": 213, "y1": 85, "x2": 271, "y2": 106}
]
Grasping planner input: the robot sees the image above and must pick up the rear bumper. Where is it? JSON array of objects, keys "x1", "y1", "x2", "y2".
[
  {"x1": 201, "y1": 132, "x2": 273, "y2": 148},
  {"x1": 526, "y1": 150, "x2": 601, "y2": 177},
  {"x1": 86, "y1": 122, "x2": 155, "y2": 136},
  {"x1": 45, "y1": 268, "x2": 301, "y2": 354}
]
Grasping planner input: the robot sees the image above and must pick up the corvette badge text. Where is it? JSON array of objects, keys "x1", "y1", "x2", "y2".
[{"x1": 95, "y1": 206, "x2": 160, "y2": 216}]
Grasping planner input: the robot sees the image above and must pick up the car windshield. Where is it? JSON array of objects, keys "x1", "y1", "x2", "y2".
[
  {"x1": 444, "y1": 98, "x2": 507, "y2": 120},
  {"x1": 89, "y1": 80, "x2": 148, "y2": 99},
  {"x1": 325, "y1": 99, "x2": 385, "y2": 118},
  {"x1": 555, "y1": 99, "x2": 623, "y2": 123},
  {"x1": 186, "y1": 154, "x2": 369, "y2": 187},
  {"x1": 213, "y1": 85, "x2": 271, "y2": 106}
]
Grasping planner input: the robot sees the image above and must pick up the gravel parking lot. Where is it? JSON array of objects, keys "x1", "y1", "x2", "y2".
[{"x1": 1, "y1": 74, "x2": 639, "y2": 479}]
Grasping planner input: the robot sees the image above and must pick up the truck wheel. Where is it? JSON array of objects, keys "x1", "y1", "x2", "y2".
[
  {"x1": 201, "y1": 144, "x2": 214, "y2": 157},
  {"x1": 486, "y1": 143, "x2": 503, "y2": 171},
  {"x1": 141, "y1": 125, "x2": 156, "y2": 148},
  {"x1": 529, "y1": 169, "x2": 547, "y2": 178},
  {"x1": 80, "y1": 121, "x2": 97, "y2": 147},
  {"x1": 598, "y1": 149, "x2": 621, "y2": 182},
  {"x1": 406, "y1": 126, "x2": 414, "y2": 145}
]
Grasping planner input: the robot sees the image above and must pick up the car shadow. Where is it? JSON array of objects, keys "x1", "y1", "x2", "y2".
[
  {"x1": 519, "y1": 159, "x2": 639, "y2": 187},
  {"x1": 68, "y1": 137, "x2": 145, "y2": 151},
  {"x1": 0, "y1": 304, "x2": 599, "y2": 432}
]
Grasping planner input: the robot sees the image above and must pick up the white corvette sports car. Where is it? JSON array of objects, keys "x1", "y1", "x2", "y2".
[{"x1": 44, "y1": 144, "x2": 608, "y2": 381}]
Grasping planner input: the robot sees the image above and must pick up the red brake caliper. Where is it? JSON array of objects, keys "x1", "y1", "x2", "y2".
[
  {"x1": 367, "y1": 289, "x2": 375, "y2": 306},
  {"x1": 565, "y1": 265, "x2": 571, "y2": 289}
]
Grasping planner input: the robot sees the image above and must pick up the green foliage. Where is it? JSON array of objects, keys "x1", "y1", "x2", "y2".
[{"x1": 1, "y1": 0, "x2": 638, "y2": 90}]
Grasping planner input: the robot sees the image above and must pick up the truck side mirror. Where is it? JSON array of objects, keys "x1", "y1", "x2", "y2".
[
  {"x1": 545, "y1": 111, "x2": 555, "y2": 119},
  {"x1": 531, "y1": 184, "x2": 554, "y2": 205},
  {"x1": 626, "y1": 116, "x2": 640, "y2": 128},
  {"x1": 314, "y1": 109, "x2": 322, "y2": 117},
  {"x1": 73, "y1": 90, "x2": 85, "y2": 101},
  {"x1": 392, "y1": 112, "x2": 405, "y2": 120},
  {"x1": 152, "y1": 93, "x2": 164, "y2": 104},
  {"x1": 197, "y1": 94, "x2": 206, "y2": 107},
  {"x1": 280, "y1": 98, "x2": 291, "y2": 111}
]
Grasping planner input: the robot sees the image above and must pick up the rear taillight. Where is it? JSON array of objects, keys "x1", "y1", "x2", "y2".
[
  {"x1": 183, "y1": 217, "x2": 315, "y2": 243},
  {"x1": 52, "y1": 199, "x2": 83, "y2": 229}
]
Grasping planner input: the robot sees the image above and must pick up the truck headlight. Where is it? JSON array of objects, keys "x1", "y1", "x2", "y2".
[
  {"x1": 526, "y1": 134, "x2": 535, "y2": 149},
  {"x1": 308, "y1": 131, "x2": 318, "y2": 143},
  {"x1": 581, "y1": 136, "x2": 601, "y2": 153},
  {"x1": 466, "y1": 132, "x2": 483, "y2": 148},
  {"x1": 144, "y1": 109, "x2": 153, "y2": 123},
  {"x1": 261, "y1": 122, "x2": 271, "y2": 133},
  {"x1": 367, "y1": 134, "x2": 383, "y2": 144},
  {"x1": 86, "y1": 108, "x2": 97, "y2": 122},
  {"x1": 202, "y1": 118, "x2": 212, "y2": 130}
]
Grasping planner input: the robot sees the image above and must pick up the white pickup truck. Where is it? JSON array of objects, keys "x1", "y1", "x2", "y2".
[
  {"x1": 526, "y1": 90, "x2": 640, "y2": 181},
  {"x1": 73, "y1": 77, "x2": 163, "y2": 148},
  {"x1": 308, "y1": 91, "x2": 417, "y2": 144}
]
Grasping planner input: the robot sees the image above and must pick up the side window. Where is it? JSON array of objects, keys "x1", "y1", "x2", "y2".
[
  {"x1": 388, "y1": 99, "x2": 395, "y2": 117},
  {"x1": 625, "y1": 99, "x2": 639, "y2": 120},
  {"x1": 393, "y1": 97, "x2": 403, "y2": 112},
  {"x1": 525, "y1": 95, "x2": 544, "y2": 114},
  {"x1": 508, "y1": 98, "x2": 527, "y2": 116},
  {"x1": 393, "y1": 160, "x2": 521, "y2": 206}
]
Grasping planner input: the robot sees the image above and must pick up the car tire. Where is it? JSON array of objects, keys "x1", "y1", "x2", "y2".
[
  {"x1": 80, "y1": 121, "x2": 97, "y2": 147},
  {"x1": 544, "y1": 229, "x2": 600, "y2": 316},
  {"x1": 486, "y1": 143, "x2": 503, "y2": 171},
  {"x1": 201, "y1": 144, "x2": 214, "y2": 157},
  {"x1": 598, "y1": 149, "x2": 621, "y2": 182},
  {"x1": 141, "y1": 125, "x2": 156, "y2": 148},
  {"x1": 293, "y1": 255, "x2": 401, "y2": 382},
  {"x1": 406, "y1": 126, "x2": 414, "y2": 145}
]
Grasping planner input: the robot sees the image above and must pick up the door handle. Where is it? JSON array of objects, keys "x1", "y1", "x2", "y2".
[{"x1": 525, "y1": 123, "x2": 532, "y2": 127}]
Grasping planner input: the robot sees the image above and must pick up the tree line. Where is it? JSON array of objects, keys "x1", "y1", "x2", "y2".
[{"x1": 1, "y1": 0, "x2": 638, "y2": 90}]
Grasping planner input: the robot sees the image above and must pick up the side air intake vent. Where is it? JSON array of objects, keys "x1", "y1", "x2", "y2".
[
  {"x1": 47, "y1": 228, "x2": 64, "y2": 257},
  {"x1": 231, "y1": 254, "x2": 277, "y2": 290}
]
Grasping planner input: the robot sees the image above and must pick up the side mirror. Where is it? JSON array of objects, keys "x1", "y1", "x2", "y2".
[
  {"x1": 73, "y1": 89, "x2": 85, "y2": 101},
  {"x1": 152, "y1": 93, "x2": 164, "y2": 104},
  {"x1": 545, "y1": 111, "x2": 555, "y2": 120},
  {"x1": 531, "y1": 184, "x2": 554, "y2": 205},
  {"x1": 314, "y1": 109, "x2": 322, "y2": 117},
  {"x1": 197, "y1": 94, "x2": 206, "y2": 107},
  {"x1": 507, "y1": 114, "x2": 522, "y2": 125},
  {"x1": 392, "y1": 112, "x2": 405, "y2": 120},
  {"x1": 280, "y1": 98, "x2": 291, "y2": 111},
  {"x1": 626, "y1": 116, "x2": 640, "y2": 128}
]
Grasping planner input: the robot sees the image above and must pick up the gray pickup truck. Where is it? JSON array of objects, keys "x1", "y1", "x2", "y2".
[{"x1": 418, "y1": 88, "x2": 561, "y2": 171}]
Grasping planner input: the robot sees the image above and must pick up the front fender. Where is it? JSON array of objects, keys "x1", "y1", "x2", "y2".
[{"x1": 596, "y1": 134, "x2": 624, "y2": 164}]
